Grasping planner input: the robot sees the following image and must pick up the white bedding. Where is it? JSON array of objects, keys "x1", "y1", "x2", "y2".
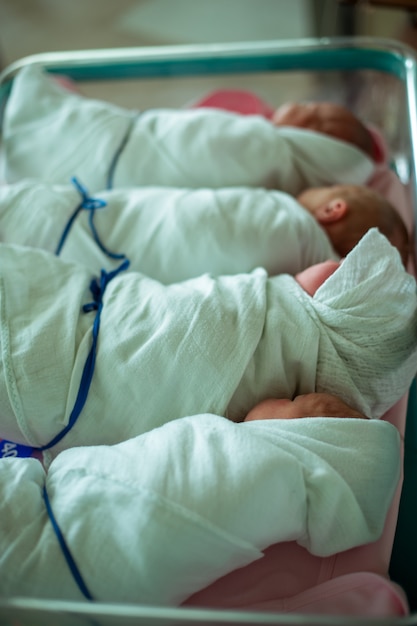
[
  {"x1": 1, "y1": 66, "x2": 375, "y2": 193},
  {"x1": 0, "y1": 179, "x2": 337, "y2": 282},
  {"x1": 0, "y1": 413, "x2": 400, "y2": 605}
]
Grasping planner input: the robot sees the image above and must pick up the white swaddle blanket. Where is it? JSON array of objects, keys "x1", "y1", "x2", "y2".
[
  {"x1": 1, "y1": 66, "x2": 375, "y2": 193},
  {"x1": 0, "y1": 413, "x2": 400, "y2": 605},
  {"x1": 0, "y1": 229, "x2": 415, "y2": 466},
  {"x1": 0, "y1": 179, "x2": 336, "y2": 281}
]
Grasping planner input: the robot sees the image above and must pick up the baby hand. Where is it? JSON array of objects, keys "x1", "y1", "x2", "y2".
[{"x1": 272, "y1": 102, "x2": 375, "y2": 160}]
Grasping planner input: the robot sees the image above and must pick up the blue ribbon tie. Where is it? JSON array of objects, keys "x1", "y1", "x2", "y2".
[
  {"x1": 43, "y1": 485, "x2": 94, "y2": 601},
  {"x1": 38, "y1": 258, "x2": 130, "y2": 452},
  {"x1": 56, "y1": 177, "x2": 126, "y2": 261}
]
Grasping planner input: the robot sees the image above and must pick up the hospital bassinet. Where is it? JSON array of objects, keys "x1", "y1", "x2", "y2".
[{"x1": 0, "y1": 36, "x2": 416, "y2": 626}]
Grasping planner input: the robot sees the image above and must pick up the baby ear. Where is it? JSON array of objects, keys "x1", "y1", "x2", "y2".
[{"x1": 315, "y1": 198, "x2": 348, "y2": 224}]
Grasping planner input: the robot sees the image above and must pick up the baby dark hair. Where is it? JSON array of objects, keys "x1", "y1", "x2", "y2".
[{"x1": 333, "y1": 187, "x2": 409, "y2": 265}]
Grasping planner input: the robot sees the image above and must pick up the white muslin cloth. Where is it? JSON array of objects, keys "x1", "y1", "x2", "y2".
[
  {"x1": 1, "y1": 66, "x2": 375, "y2": 193},
  {"x1": 0, "y1": 413, "x2": 400, "y2": 604},
  {"x1": 0, "y1": 179, "x2": 337, "y2": 281},
  {"x1": 0, "y1": 229, "x2": 415, "y2": 466}
]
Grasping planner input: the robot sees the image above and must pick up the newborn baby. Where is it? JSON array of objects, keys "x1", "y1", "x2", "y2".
[
  {"x1": 0, "y1": 390, "x2": 400, "y2": 604},
  {"x1": 0, "y1": 229, "x2": 415, "y2": 467},
  {"x1": 2, "y1": 65, "x2": 375, "y2": 195},
  {"x1": 0, "y1": 179, "x2": 339, "y2": 282},
  {"x1": 0, "y1": 178, "x2": 407, "y2": 291}
]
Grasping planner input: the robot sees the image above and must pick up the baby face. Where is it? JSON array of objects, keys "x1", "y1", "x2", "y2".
[
  {"x1": 295, "y1": 260, "x2": 340, "y2": 296},
  {"x1": 244, "y1": 392, "x2": 367, "y2": 422}
]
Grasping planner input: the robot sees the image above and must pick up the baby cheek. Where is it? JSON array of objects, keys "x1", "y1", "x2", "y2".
[{"x1": 295, "y1": 260, "x2": 340, "y2": 296}]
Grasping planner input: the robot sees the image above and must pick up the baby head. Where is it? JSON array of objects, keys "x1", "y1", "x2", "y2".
[
  {"x1": 272, "y1": 101, "x2": 376, "y2": 160},
  {"x1": 297, "y1": 184, "x2": 409, "y2": 265},
  {"x1": 244, "y1": 392, "x2": 367, "y2": 422}
]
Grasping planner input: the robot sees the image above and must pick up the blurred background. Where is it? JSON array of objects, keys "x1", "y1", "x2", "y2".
[
  {"x1": 1, "y1": 0, "x2": 417, "y2": 158},
  {"x1": 1, "y1": 0, "x2": 417, "y2": 68}
]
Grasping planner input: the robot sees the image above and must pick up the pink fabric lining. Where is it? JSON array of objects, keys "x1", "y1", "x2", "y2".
[
  {"x1": 188, "y1": 89, "x2": 275, "y2": 119},
  {"x1": 252, "y1": 573, "x2": 409, "y2": 616},
  {"x1": 201, "y1": 571, "x2": 409, "y2": 616}
]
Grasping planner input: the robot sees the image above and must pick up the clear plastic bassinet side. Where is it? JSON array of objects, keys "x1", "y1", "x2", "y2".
[{"x1": 0, "y1": 36, "x2": 417, "y2": 626}]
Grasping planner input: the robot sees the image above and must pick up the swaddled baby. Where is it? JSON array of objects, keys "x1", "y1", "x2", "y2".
[
  {"x1": 0, "y1": 178, "x2": 408, "y2": 282},
  {"x1": 0, "y1": 396, "x2": 400, "y2": 604},
  {"x1": 0, "y1": 179, "x2": 337, "y2": 281},
  {"x1": 0, "y1": 228, "x2": 415, "y2": 466},
  {"x1": 2, "y1": 65, "x2": 375, "y2": 194}
]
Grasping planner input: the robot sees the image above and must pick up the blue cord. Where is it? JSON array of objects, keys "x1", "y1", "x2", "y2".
[
  {"x1": 37, "y1": 163, "x2": 135, "y2": 598},
  {"x1": 37, "y1": 258, "x2": 130, "y2": 452},
  {"x1": 43, "y1": 485, "x2": 94, "y2": 601},
  {"x1": 106, "y1": 114, "x2": 137, "y2": 190},
  {"x1": 55, "y1": 177, "x2": 126, "y2": 261}
]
